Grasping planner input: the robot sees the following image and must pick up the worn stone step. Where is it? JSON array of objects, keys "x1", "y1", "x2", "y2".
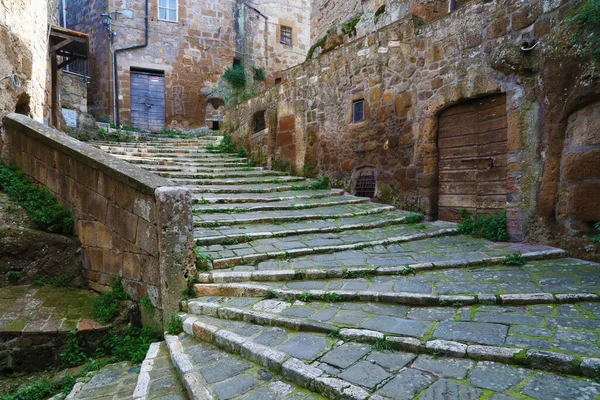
[
  {"x1": 94, "y1": 146, "x2": 221, "y2": 154},
  {"x1": 132, "y1": 341, "x2": 187, "y2": 399},
  {"x1": 192, "y1": 195, "x2": 368, "y2": 215},
  {"x1": 141, "y1": 165, "x2": 266, "y2": 173},
  {"x1": 152, "y1": 169, "x2": 285, "y2": 179},
  {"x1": 202, "y1": 222, "x2": 456, "y2": 269},
  {"x1": 194, "y1": 209, "x2": 413, "y2": 245},
  {"x1": 170, "y1": 175, "x2": 306, "y2": 186},
  {"x1": 165, "y1": 332, "x2": 326, "y2": 399},
  {"x1": 104, "y1": 151, "x2": 244, "y2": 160},
  {"x1": 191, "y1": 189, "x2": 344, "y2": 205},
  {"x1": 180, "y1": 313, "x2": 600, "y2": 398},
  {"x1": 65, "y1": 361, "x2": 139, "y2": 399},
  {"x1": 194, "y1": 257, "x2": 600, "y2": 306},
  {"x1": 208, "y1": 235, "x2": 568, "y2": 273},
  {"x1": 193, "y1": 202, "x2": 396, "y2": 226},
  {"x1": 185, "y1": 294, "x2": 600, "y2": 360}
]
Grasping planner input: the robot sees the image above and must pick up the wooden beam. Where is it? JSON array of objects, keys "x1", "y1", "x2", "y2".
[{"x1": 49, "y1": 38, "x2": 74, "y2": 54}]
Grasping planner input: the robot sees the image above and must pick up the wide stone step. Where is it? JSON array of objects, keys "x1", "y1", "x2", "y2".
[
  {"x1": 192, "y1": 194, "x2": 368, "y2": 215},
  {"x1": 170, "y1": 175, "x2": 306, "y2": 186},
  {"x1": 191, "y1": 189, "x2": 344, "y2": 204},
  {"x1": 186, "y1": 182, "x2": 342, "y2": 195},
  {"x1": 193, "y1": 202, "x2": 395, "y2": 226},
  {"x1": 104, "y1": 151, "x2": 244, "y2": 160},
  {"x1": 186, "y1": 294, "x2": 600, "y2": 359},
  {"x1": 195, "y1": 257, "x2": 600, "y2": 306},
  {"x1": 141, "y1": 165, "x2": 267, "y2": 174},
  {"x1": 94, "y1": 146, "x2": 221, "y2": 154},
  {"x1": 180, "y1": 313, "x2": 600, "y2": 398},
  {"x1": 152, "y1": 169, "x2": 285, "y2": 179},
  {"x1": 165, "y1": 333, "x2": 326, "y2": 399},
  {"x1": 200, "y1": 221, "x2": 457, "y2": 269},
  {"x1": 125, "y1": 158, "x2": 251, "y2": 167},
  {"x1": 194, "y1": 209, "x2": 413, "y2": 245},
  {"x1": 205, "y1": 235, "x2": 567, "y2": 274}
]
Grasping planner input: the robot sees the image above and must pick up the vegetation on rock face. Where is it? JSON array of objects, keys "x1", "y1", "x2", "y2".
[
  {"x1": 206, "y1": 135, "x2": 238, "y2": 154},
  {"x1": 568, "y1": 0, "x2": 600, "y2": 59},
  {"x1": 342, "y1": 16, "x2": 361, "y2": 37},
  {"x1": 223, "y1": 64, "x2": 247, "y2": 89},
  {"x1": 457, "y1": 209, "x2": 510, "y2": 242},
  {"x1": 93, "y1": 277, "x2": 129, "y2": 324},
  {"x1": 291, "y1": 176, "x2": 330, "y2": 191},
  {"x1": 166, "y1": 312, "x2": 183, "y2": 335},
  {"x1": 253, "y1": 67, "x2": 267, "y2": 81},
  {"x1": 2, "y1": 375, "x2": 77, "y2": 400},
  {"x1": 0, "y1": 163, "x2": 73, "y2": 235},
  {"x1": 103, "y1": 326, "x2": 162, "y2": 363},
  {"x1": 307, "y1": 36, "x2": 327, "y2": 60}
]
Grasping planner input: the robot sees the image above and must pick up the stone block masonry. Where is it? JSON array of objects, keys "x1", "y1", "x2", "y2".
[
  {"x1": 225, "y1": 0, "x2": 600, "y2": 252},
  {"x1": 0, "y1": 113, "x2": 195, "y2": 327}
]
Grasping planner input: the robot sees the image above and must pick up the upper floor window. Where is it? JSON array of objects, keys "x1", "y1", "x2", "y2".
[
  {"x1": 353, "y1": 100, "x2": 365, "y2": 123},
  {"x1": 158, "y1": 0, "x2": 177, "y2": 22},
  {"x1": 280, "y1": 26, "x2": 292, "y2": 46}
]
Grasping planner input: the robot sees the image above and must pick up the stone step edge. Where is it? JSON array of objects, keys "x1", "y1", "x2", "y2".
[
  {"x1": 195, "y1": 216, "x2": 409, "y2": 246},
  {"x1": 188, "y1": 184, "x2": 304, "y2": 195},
  {"x1": 193, "y1": 287, "x2": 596, "y2": 308},
  {"x1": 191, "y1": 189, "x2": 345, "y2": 204},
  {"x1": 132, "y1": 341, "x2": 163, "y2": 399},
  {"x1": 209, "y1": 228, "x2": 456, "y2": 268},
  {"x1": 194, "y1": 205, "x2": 396, "y2": 227},
  {"x1": 192, "y1": 197, "x2": 369, "y2": 217},
  {"x1": 173, "y1": 177, "x2": 306, "y2": 186},
  {"x1": 156, "y1": 171, "x2": 285, "y2": 179},
  {"x1": 180, "y1": 314, "x2": 372, "y2": 400},
  {"x1": 126, "y1": 159, "x2": 250, "y2": 166},
  {"x1": 182, "y1": 301, "x2": 600, "y2": 378},
  {"x1": 145, "y1": 166, "x2": 265, "y2": 173},
  {"x1": 165, "y1": 334, "x2": 213, "y2": 400},
  {"x1": 196, "y1": 248, "x2": 568, "y2": 283}
]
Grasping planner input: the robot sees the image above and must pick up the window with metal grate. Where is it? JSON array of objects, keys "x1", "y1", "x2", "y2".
[
  {"x1": 280, "y1": 26, "x2": 293, "y2": 46},
  {"x1": 355, "y1": 170, "x2": 376, "y2": 197}
]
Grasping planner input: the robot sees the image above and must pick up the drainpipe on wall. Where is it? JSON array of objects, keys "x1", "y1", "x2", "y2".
[{"x1": 113, "y1": 0, "x2": 149, "y2": 126}]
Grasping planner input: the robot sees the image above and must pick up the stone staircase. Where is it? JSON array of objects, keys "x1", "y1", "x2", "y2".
[{"x1": 71, "y1": 135, "x2": 600, "y2": 399}]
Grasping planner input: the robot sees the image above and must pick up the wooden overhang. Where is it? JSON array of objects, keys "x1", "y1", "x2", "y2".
[
  {"x1": 49, "y1": 25, "x2": 89, "y2": 68},
  {"x1": 49, "y1": 25, "x2": 89, "y2": 128}
]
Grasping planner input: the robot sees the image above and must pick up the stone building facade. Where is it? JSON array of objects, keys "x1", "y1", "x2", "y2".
[
  {"x1": 0, "y1": 0, "x2": 59, "y2": 125},
  {"x1": 225, "y1": 0, "x2": 600, "y2": 256},
  {"x1": 66, "y1": 0, "x2": 311, "y2": 130}
]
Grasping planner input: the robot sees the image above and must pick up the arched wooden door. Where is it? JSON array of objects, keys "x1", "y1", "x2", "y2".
[{"x1": 437, "y1": 94, "x2": 508, "y2": 221}]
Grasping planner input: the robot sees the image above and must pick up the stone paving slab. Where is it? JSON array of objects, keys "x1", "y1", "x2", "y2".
[
  {"x1": 187, "y1": 295, "x2": 600, "y2": 357},
  {"x1": 67, "y1": 361, "x2": 139, "y2": 399},
  {"x1": 0, "y1": 285, "x2": 105, "y2": 334},
  {"x1": 192, "y1": 194, "x2": 368, "y2": 213},
  {"x1": 224, "y1": 258, "x2": 600, "y2": 298},
  {"x1": 194, "y1": 202, "x2": 395, "y2": 226},
  {"x1": 182, "y1": 313, "x2": 600, "y2": 399},
  {"x1": 194, "y1": 209, "x2": 412, "y2": 243},
  {"x1": 218, "y1": 237, "x2": 573, "y2": 272},
  {"x1": 199, "y1": 221, "x2": 454, "y2": 265},
  {"x1": 180, "y1": 334, "x2": 326, "y2": 399}
]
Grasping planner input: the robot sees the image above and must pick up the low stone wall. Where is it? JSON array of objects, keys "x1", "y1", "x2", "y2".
[{"x1": 0, "y1": 114, "x2": 195, "y2": 327}]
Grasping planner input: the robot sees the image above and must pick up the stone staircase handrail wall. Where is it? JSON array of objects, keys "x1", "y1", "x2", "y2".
[{"x1": 0, "y1": 113, "x2": 195, "y2": 328}]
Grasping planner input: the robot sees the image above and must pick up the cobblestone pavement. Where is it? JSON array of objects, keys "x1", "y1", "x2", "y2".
[
  {"x1": 86, "y1": 137, "x2": 600, "y2": 399},
  {"x1": 0, "y1": 285, "x2": 105, "y2": 334}
]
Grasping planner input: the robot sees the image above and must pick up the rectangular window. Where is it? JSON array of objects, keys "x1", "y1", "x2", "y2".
[
  {"x1": 158, "y1": 0, "x2": 177, "y2": 22},
  {"x1": 353, "y1": 100, "x2": 365, "y2": 123},
  {"x1": 280, "y1": 26, "x2": 292, "y2": 46}
]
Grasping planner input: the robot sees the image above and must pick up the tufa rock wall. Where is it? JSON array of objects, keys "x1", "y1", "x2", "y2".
[{"x1": 225, "y1": 0, "x2": 600, "y2": 255}]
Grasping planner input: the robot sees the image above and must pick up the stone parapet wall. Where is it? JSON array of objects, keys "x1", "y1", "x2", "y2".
[
  {"x1": 226, "y1": 0, "x2": 600, "y2": 249},
  {"x1": 0, "y1": 114, "x2": 195, "y2": 326}
]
